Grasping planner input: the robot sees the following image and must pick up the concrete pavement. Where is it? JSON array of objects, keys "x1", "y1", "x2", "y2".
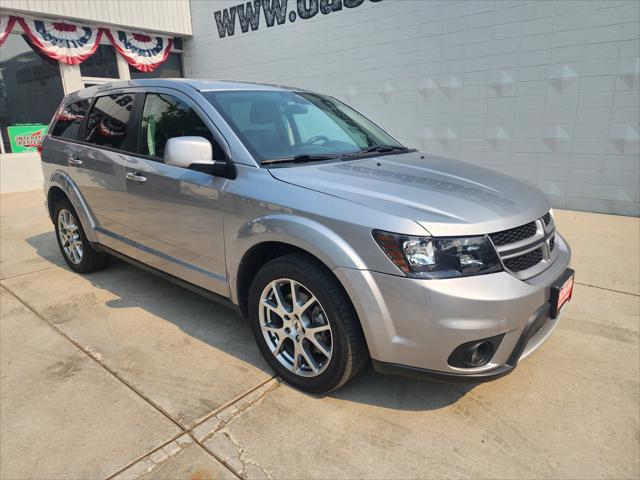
[{"x1": 1, "y1": 190, "x2": 638, "y2": 479}]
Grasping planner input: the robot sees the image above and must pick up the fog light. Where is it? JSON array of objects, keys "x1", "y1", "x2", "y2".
[
  {"x1": 468, "y1": 342, "x2": 491, "y2": 367},
  {"x1": 448, "y1": 334, "x2": 505, "y2": 368}
]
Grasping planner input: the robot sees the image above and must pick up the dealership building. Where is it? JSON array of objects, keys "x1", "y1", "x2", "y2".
[{"x1": 1, "y1": 0, "x2": 638, "y2": 215}]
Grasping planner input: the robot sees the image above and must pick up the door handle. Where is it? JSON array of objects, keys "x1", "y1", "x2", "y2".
[
  {"x1": 68, "y1": 155, "x2": 83, "y2": 166},
  {"x1": 126, "y1": 172, "x2": 147, "y2": 183}
]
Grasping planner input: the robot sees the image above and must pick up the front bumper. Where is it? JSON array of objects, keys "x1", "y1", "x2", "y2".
[
  {"x1": 371, "y1": 302, "x2": 557, "y2": 383},
  {"x1": 333, "y1": 233, "x2": 572, "y2": 382}
]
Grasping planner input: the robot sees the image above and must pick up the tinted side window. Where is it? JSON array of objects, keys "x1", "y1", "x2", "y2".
[
  {"x1": 139, "y1": 93, "x2": 223, "y2": 160},
  {"x1": 51, "y1": 100, "x2": 91, "y2": 140},
  {"x1": 85, "y1": 94, "x2": 135, "y2": 150}
]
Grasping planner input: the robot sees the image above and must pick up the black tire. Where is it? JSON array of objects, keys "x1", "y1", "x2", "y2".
[
  {"x1": 53, "y1": 197, "x2": 110, "y2": 274},
  {"x1": 249, "y1": 253, "x2": 368, "y2": 393}
]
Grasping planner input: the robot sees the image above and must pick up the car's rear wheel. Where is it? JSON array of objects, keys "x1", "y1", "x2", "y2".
[
  {"x1": 249, "y1": 253, "x2": 368, "y2": 393},
  {"x1": 54, "y1": 198, "x2": 110, "y2": 273}
]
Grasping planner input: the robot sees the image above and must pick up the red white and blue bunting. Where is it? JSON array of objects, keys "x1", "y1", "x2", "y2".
[
  {"x1": 1, "y1": 14, "x2": 174, "y2": 71},
  {"x1": 105, "y1": 30, "x2": 173, "y2": 73},
  {"x1": 0, "y1": 15, "x2": 16, "y2": 46},
  {"x1": 17, "y1": 16, "x2": 103, "y2": 65}
]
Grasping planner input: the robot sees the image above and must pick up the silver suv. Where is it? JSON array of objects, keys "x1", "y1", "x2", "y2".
[{"x1": 41, "y1": 79, "x2": 574, "y2": 393}]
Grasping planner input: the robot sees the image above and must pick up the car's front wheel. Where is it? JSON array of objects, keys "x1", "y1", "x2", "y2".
[
  {"x1": 249, "y1": 253, "x2": 368, "y2": 393},
  {"x1": 54, "y1": 198, "x2": 110, "y2": 273}
]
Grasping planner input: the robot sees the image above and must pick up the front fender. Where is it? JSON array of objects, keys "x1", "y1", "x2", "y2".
[
  {"x1": 227, "y1": 213, "x2": 367, "y2": 304},
  {"x1": 47, "y1": 170, "x2": 98, "y2": 243}
]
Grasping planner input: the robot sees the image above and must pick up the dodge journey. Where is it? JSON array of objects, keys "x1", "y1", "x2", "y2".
[{"x1": 40, "y1": 79, "x2": 574, "y2": 393}]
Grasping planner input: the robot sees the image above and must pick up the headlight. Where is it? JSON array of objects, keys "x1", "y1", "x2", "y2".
[{"x1": 372, "y1": 230, "x2": 502, "y2": 279}]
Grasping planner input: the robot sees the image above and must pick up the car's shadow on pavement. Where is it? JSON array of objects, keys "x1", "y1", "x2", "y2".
[
  {"x1": 327, "y1": 365, "x2": 474, "y2": 410},
  {"x1": 27, "y1": 232, "x2": 475, "y2": 411}
]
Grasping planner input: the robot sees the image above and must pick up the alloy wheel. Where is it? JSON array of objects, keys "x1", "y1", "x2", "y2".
[
  {"x1": 57, "y1": 209, "x2": 83, "y2": 264},
  {"x1": 259, "y1": 278, "x2": 333, "y2": 377}
]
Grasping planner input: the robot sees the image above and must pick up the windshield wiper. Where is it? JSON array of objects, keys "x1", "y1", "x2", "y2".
[
  {"x1": 261, "y1": 145, "x2": 410, "y2": 165},
  {"x1": 261, "y1": 154, "x2": 340, "y2": 166},
  {"x1": 341, "y1": 145, "x2": 410, "y2": 159}
]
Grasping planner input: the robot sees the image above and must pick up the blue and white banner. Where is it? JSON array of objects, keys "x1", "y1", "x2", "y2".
[
  {"x1": 17, "y1": 16, "x2": 103, "y2": 64},
  {"x1": 7, "y1": 14, "x2": 174, "y2": 71},
  {"x1": 105, "y1": 30, "x2": 173, "y2": 72}
]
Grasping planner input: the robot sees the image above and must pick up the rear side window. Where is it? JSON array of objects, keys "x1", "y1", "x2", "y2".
[
  {"x1": 139, "y1": 93, "x2": 224, "y2": 160},
  {"x1": 51, "y1": 100, "x2": 91, "y2": 140},
  {"x1": 85, "y1": 93, "x2": 135, "y2": 150}
]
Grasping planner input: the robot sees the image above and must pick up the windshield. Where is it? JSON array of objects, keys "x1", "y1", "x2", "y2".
[{"x1": 204, "y1": 90, "x2": 404, "y2": 162}]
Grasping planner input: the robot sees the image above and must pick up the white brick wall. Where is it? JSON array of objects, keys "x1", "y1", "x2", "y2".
[{"x1": 185, "y1": 0, "x2": 640, "y2": 215}]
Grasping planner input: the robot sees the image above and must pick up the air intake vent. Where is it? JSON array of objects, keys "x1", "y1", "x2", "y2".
[
  {"x1": 488, "y1": 212, "x2": 556, "y2": 278},
  {"x1": 489, "y1": 222, "x2": 537, "y2": 246},
  {"x1": 503, "y1": 248, "x2": 544, "y2": 272}
]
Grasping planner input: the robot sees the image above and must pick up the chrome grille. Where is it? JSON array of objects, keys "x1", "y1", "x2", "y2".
[
  {"x1": 503, "y1": 248, "x2": 544, "y2": 272},
  {"x1": 489, "y1": 211, "x2": 557, "y2": 279},
  {"x1": 489, "y1": 222, "x2": 537, "y2": 246}
]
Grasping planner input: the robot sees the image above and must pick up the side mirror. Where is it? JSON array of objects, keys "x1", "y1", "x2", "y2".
[{"x1": 165, "y1": 136, "x2": 230, "y2": 176}]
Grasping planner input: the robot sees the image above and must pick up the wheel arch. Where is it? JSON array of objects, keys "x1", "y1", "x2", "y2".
[
  {"x1": 46, "y1": 171, "x2": 98, "y2": 243},
  {"x1": 236, "y1": 242, "x2": 322, "y2": 317},
  {"x1": 47, "y1": 185, "x2": 67, "y2": 220},
  {"x1": 230, "y1": 214, "x2": 367, "y2": 317}
]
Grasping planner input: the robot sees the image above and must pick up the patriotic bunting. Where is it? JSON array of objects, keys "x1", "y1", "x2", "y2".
[
  {"x1": 0, "y1": 15, "x2": 16, "y2": 46},
  {"x1": 17, "y1": 16, "x2": 103, "y2": 64},
  {"x1": 3, "y1": 14, "x2": 174, "y2": 71},
  {"x1": 105, "y1": 30, "x2": 173, "y2": 73}
]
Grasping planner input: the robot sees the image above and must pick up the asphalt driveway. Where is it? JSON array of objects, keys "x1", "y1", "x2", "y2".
[{"x1": 1, "y1": 190, "x2": 638, "y2": 479}]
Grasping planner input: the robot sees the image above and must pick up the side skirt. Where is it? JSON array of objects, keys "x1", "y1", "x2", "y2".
[{"x1": 94, "y1": 244, "x2": 243, "y2": 316}]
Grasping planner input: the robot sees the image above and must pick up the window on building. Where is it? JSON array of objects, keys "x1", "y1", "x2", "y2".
[
  {"x1": 0, "y1": 34, "x2": 65, "y2": 153},
  {"x1": 139, "y1": 93, "x2": 222, "y2": 160},
  {"x1": 129, "y1": 52, "x2": 183, "y2": 80},
  {"x1": 51, "y1": 100, "x2": 91, "y2": 140},
  {"x1": 85, "y1": 94, "x2": 136, "y2": 150},
  {"x1": 79, "y1": 44, "x2": 119, "y2": 79}
]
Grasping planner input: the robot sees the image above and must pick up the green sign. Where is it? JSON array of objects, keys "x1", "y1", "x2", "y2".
[{"x1": 7, "y1": 124, "x2": 49, "y2": 153}]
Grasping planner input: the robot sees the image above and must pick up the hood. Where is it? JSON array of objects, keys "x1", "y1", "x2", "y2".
[{"x1": 268, "y1": 151, "x2": 551, "y2": 236}]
